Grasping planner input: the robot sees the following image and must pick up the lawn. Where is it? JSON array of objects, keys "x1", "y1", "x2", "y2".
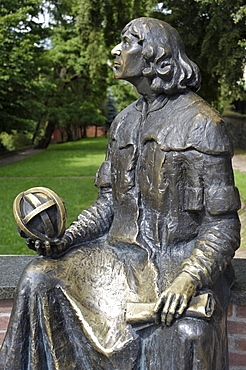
[
  {"x1": 0, "y1": 137, "x2": 108, "y2": 254},
  {"x1": 0, "y1": 137, "x2": 108, "y2": 178},
  {"x1": 234, "y1": 170, "x2": 246, "y2": 249},
  {"x1": 0, "y1": 138, "x2": 245, "y2": 254}
]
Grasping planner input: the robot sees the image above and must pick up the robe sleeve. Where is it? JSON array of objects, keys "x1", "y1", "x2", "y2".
[
  {"x1": 62, "y1": 145, "x2": 113, "y2": 247},
  {"x1": 181, "y1": 153, "x2": 241, "y2": 288}
]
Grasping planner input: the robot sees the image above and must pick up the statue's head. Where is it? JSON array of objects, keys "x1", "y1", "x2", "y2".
[{"x1": 111, "y1": 17, "x2": 201, "y2": 95}]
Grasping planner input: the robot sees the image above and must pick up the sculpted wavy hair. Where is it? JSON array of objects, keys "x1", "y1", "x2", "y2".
[{"x1": 122, "y1": 17, "x2": 201, "y2": 95}]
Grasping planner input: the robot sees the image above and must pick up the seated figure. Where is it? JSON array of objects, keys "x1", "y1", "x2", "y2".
[{"x1": 0, "y1": 17, "x2": 241, "y2": 370}]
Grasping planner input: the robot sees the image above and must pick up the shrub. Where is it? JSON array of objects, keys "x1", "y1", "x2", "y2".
[{"x1": 0, "y1": 131, "x2": 32, "y2": 151}]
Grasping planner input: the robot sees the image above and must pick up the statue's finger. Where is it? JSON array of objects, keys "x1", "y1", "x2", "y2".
[
  {"x1": 162, "y1": 294, "x2": 174, "y2": 314},
  {"x1": 35, "y1": 240, "x2": 43, "y2": 255},
  {"x1": 176, "y1": 296, "x2": 189, "y2": 316},
  {"x1": 53, "y1": 238, "x2": 67, "y2": 254},
  {"x1": 174, "y1": 295, "x2": 184, "y2": 316},
  {"x1": 45, "y1": 241, "x2": 52, "y2": 257},
  {"x1": 161, "y1": 295, "x2": 173, "y2": 324},
  {"x1": 154, "y1": 294, "x2": 166, "y2": 313},
  {"x1": 168, "y1": 295, "x2": 180, "y2": 315},
  {"x1": 165, "y1": 295, "x2": 180, "y2": 325},
  {"x1": 165, "y1": 313, "x2": 174, "y2": 326}
]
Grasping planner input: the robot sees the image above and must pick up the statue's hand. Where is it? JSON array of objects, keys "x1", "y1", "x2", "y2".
[
  {"x1": 26, "y1": 237, "x2": 69, "y2": 258},
  {"x1": 154, "y1": 271, "x2": 198, "y2": 326}
]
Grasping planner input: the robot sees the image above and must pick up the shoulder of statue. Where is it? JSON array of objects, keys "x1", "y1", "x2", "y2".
[
  {"x1": 187, "y1": 94, "x2": 233, "y2": 155},
  {"x1": 163, "y1": 92, "x2": 233, "y2": 156}
]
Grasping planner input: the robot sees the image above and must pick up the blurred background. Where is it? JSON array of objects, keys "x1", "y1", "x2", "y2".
[{"x1": 0, "y1": 0, "x2": 245, "y2": 151}]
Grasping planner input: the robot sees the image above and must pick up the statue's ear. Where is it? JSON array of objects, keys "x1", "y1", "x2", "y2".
[
  {"x1": 156, "y1": 61, "x2": 172, "y2": 76},
  {"x1": 143, "y1": 45, "x2": 154, "y2": 61},
  {"x1": 154, "y1": 47, "x2": 173, "y2": 77}
]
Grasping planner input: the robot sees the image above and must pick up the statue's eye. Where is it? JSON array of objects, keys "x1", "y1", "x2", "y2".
[{"x1": 122, "y1": 37, "x2": 130, "y2": 47}]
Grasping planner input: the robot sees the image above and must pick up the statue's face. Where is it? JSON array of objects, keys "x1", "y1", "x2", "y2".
[{"x1": 111, "y1": 29, "x2": 146, "y2": 82}]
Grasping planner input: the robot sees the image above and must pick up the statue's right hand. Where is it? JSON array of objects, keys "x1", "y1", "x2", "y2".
[{"x1": 26, "y1": 237, "x2": 69, "y2": 258}]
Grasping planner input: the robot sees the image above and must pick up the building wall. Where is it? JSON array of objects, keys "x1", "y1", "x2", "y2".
[
  {"x1": 228, "y1": 303, "x2": 246, "y2": 369},
  {"x1": 51, "y1": 125, "x2": 105, "y2": 143},
  {"x1": 0, "y1": 300, "x2": 12, "y2": 347}
]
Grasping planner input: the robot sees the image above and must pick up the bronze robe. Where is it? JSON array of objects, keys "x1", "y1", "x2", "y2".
[{"x1": 0, "y1": 91, "x2": 240, "y2": 369}]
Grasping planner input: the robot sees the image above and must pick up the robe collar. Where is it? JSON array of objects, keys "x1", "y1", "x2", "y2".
[{"x1": 135, "y1": 94, "x2": 168, "y2": 114}]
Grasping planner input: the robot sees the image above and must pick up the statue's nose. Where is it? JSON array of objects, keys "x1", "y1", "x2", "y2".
[{"x1": 111, "y1": 44, "x2": 121, "y2": 56}]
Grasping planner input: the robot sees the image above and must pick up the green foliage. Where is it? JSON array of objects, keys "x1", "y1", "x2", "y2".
[
  {"x1": 75, "y1": 0, "x2": 158, "y2": 108},
  {"x1": 0, "y1": 131, "x2": 32, "y2": 151},
  {"x1": 153, "y1": 0, "x2": 246, "y2": 108},
  {"x1": 0, "y1": 0, "x2": 109, "y2": 149},
  {"x1": 0, "y1": 0, "x2": 50, "y2": 133},
  {"x1": 0, "y1": 0, "x2": 245, "y2": 149},
  {"x1": 33, "y1": 0, "x2": 111, "y2": 148},
  {"x1": 111, "y1": 81, "x2": 139, "y2": 111},
  {"x1": 232, "y1": 4, "x2": 246, "y2": 21},
  {"x1": 78, "y1": 101, "x2": 106, "y2": 127},
  {"x1": 0, "y1": 132, "x2": 16, "y2": 151}
]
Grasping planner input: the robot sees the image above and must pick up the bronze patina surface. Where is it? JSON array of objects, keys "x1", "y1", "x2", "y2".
[{"x1": 0, "y1": 17, "x2": 241, "y2": 369}]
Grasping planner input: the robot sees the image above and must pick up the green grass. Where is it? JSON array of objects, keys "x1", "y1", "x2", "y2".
[
  {"x1": 234, "y1": 148, "x2": 246, "y2": 156},
  {"x1": 0, "y1": 137, "x2": 108, "y2": 254},
  {"x1": 0, "y1": 137, "x2": 108, "y2": 178},
  {"x1": 234, "y1": 170, "x2": 246, "y2": 203},
  {"x1": 234, "y1": 170, "x2": 246, "y2": 249}
]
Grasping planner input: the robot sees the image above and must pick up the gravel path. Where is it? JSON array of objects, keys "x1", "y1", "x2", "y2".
[
  {"x1": 0, "y1": 149, "x2": 44, "y2": 167},
  {"x1": 232, "y1": 154, "x2": 246, "y2": 174}
]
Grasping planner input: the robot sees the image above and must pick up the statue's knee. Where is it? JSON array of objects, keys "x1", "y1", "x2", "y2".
[
  {"x1": 19, "y1": 257, "x2": 56, "y2": 291},
  {"x1": 175, "y1": 318, "x2": 210, "y2": 342}
]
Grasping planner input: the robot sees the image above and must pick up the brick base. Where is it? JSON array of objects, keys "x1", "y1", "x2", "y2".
[
  {"x1": 0, "y1": 299, "x2": 13, "y2": 348},
  {"x1": 228, "y1": 303, "x2": 246, "y2": 368},
  {"x1": 1, "y1": 300, "x2": 246, "y2": 369}
]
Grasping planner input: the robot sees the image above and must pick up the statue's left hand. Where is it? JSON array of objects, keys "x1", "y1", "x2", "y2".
[
  {"x1": 26, "y1": 237, "x2": 69, "y2": 258},
  {"x1": 154, "y1": 271, "x2": 198, "y2": 326}
]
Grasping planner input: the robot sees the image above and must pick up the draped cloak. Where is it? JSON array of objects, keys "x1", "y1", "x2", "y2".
[{"x1": 0, "y1": 91, "x2": 241, "y2": 369}]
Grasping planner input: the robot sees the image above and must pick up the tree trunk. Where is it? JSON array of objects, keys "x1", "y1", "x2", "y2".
[
  {"x1": 32, "y1": 99, "x2": 51, "y2": 144},
  {"x1": 82, "y1": 125, "x2": 87, "y2": 138},
  {"x1": 32, "y1": 118, "x2": 43, "y2": 145},
  {"x1": 35, "y1": 119, "x2": 57, "y2": 149},
  {"x1": 65, "y1": 126, "x2": 73, "y2": 142}
]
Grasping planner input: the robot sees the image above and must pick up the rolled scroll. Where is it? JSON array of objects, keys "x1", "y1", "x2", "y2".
[{"x1": 125, "y1": 292, "x2": 215, "y2": 325}]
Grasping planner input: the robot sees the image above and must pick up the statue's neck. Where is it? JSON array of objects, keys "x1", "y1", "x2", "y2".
[{"x1": 130, "y1": 77, "x2": 160, "y2": 107}]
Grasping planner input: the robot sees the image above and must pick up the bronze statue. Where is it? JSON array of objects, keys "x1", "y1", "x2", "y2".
[{"x1": 0, "y1": 17, "x2": 241, "y2": 369}]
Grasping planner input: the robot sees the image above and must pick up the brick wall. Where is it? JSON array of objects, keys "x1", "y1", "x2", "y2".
[
  {"x1": 51, "y1": 125, "x2": 106, "y2": 143},
  {"x1": 0, "y1": 300, "x2": 13, "y2": 347},
  {"x1": 1, "y1": 299, "x2": 246, "y2": 368},
  {"x1": 228, "y1": 303, "x2": 246, "y2": 369}
]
